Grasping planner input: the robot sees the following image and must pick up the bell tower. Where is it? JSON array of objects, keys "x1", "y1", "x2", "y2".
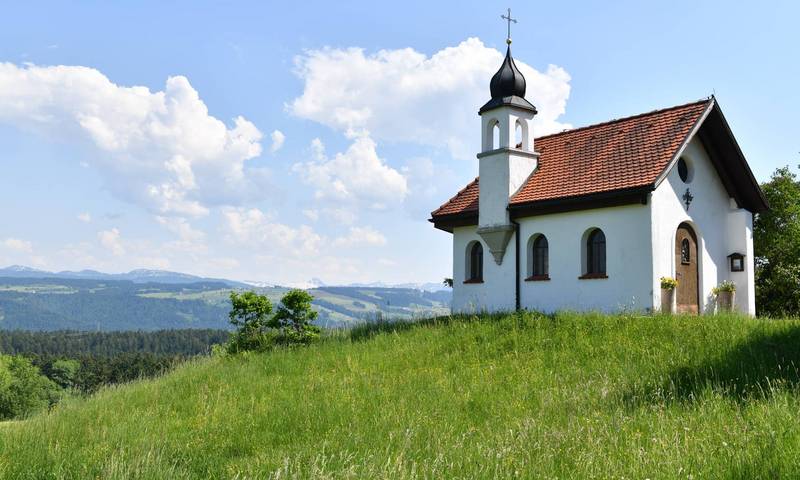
[{"x1": 477, "y1": 14, "x2": 539, "y2": 265}]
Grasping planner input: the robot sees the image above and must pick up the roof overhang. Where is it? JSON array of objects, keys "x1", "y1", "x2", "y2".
[
  {"x1": 696, "y1": 102, "x2": 769, "y2": 213},
  {"x1": 428, "y1": 211, "x2": 478, "y2": 233},
  {"x1": 430, "y1": 186, "x2": 651, "y2": 232},
  {"x1": 654, "y1": 98, "x2": 768, "y2": 213},
  {"x1": 507, "y1": 186, "x2": 651, "y2": 218},
  {"x1": 479, "y1": 95, "x2": 537, "y2": 115}
]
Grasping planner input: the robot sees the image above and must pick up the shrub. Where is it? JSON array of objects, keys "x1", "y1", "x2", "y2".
[
  {"x1": 270, "y1": 290, "x2": 320, "y2": 345},
  {"x1": 0, "y1": 355, "x2": 60, "y2": 420},
  {"x1": 227, "y1": 290, "x2": 320, "y2": 353},
  {"x1": 660, "y1": 277, "x2": 678, "y2": 290}
]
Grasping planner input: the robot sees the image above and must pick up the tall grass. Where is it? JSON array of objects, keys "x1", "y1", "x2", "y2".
[{"x1": 2, "y1": 312, "x2": 800, "y2": 478}]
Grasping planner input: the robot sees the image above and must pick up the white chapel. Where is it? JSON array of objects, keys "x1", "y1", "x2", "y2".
[{"x1": 430, "y1": 39, "x2": 767, "y2": 315}]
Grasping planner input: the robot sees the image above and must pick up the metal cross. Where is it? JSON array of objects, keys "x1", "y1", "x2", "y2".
[
  {"x1": 501, "y1": 8, "x2": 517, "y2": 44},
  {"x1": 682, "y1": 188, "x2": 694, "y2": 210}
]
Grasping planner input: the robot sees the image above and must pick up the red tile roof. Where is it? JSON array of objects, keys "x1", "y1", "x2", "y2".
[{"x1": 431, "y1": 99, "x2": 712, "y2": 219}]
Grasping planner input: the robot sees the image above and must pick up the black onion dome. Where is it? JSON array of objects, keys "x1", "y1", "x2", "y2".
[
  {"x1": 479, "y1": 46, "x2": 537, "y2": 114},
  {"x1": 490, "y1": 46, "x2": 526, "y2": 99}
]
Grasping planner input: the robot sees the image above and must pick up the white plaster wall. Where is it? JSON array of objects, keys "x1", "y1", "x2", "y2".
[
  {"x1": 728, "y1": 209, "x2": 756, "y2": 314},
  {"x1": 452, "y1": 226, "x2": 517, "y2": 313},
  {"x1": 650, "y1": 136, "x2": 756, "y2": 315},
  {"x1": 518, "y1": 204, "x2": 654, "y2": 313}
]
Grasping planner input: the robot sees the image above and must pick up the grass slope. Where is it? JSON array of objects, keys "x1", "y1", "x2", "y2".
[{"x1": 2, "y1": 312, "x2": 800, "y2": 478}]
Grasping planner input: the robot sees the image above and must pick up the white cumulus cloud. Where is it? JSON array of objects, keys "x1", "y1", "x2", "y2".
[
  {"x1": 0, "y1": 63, "x2": 265, "y2": 217},
  {"x1": 333, "y1": 226, "x2": 387, "y2": 247},
  {"x1": 2, "y1": 238, "x2": 33, "y2": 253},
  {"x1": 222, "y1": 207, "x2": 323, "y2": 258},
  {"x1": 270, "y1": 129, "x2": 285, "y2": 153},
  {"x1": 289, "y1": 37, "x2": 571, "y2": 159},
  {"x1": 293, "y1": 136, "x2": 407, "y2": 209},
  {"x1": 97, "y1": 228, "x2": 125, "y2": 256},
  {"x1": 77, "y1": 212, "x2": 92, "y2": 223}
]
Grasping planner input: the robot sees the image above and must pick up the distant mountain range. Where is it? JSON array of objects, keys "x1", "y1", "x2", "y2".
[
  {"x1": 0, "y1": 266, "x2": 449, "y2": 292},
  {"x1": 0, "y1": 276, "x2": 451, "y2": 331},
  {"x1": 0, "y1": 265, "x2": 248, "y2": 287}
]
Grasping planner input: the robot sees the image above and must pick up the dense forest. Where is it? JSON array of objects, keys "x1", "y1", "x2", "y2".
[
  {"x1": 0, "y1": 329, "x2": 229, "y2": 356},
  {"x1": 0, "y1": 329, "x2": 230, "y2": 419}
]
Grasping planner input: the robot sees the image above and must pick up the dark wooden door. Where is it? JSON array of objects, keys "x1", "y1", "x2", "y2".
[{"x1": 675, "y1": 223, "x2": 699, "y2": 313}]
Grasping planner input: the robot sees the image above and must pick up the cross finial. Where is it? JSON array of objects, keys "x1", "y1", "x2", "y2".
[{"x1": 501, "y1": 8, "x2": 517, "y2": 45}]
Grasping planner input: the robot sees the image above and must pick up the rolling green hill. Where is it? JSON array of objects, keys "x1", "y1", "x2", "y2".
[
  {"x1": 0, "y1": 277, "x2": 450, "y2": 331},
  {"x1": 2, "y1": 312, "x2": 800, "y2": 478}
]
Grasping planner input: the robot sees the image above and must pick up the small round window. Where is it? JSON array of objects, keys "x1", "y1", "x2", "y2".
[{"x1": 678, "y1": 157, "x2": 692, "y2": 183}]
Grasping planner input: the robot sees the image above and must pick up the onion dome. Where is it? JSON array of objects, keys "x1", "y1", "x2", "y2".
[
  {"x1": 479, "y1": 46, "x2": 537, "y2": 115},
  {"x1": 490, "y1": 46, "x2": 526, "y2": 99}
]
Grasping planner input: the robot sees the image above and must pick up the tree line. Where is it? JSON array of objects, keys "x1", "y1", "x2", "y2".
[
  {"x1": 0, "y1": 329, "x2": 229, "y2": 420},
  {"x1": 754, "y1": 165, "x2": 800, "y2": 317},
  {"x1": 0, "y1": 329, "x2": 229, "y2": 357}
]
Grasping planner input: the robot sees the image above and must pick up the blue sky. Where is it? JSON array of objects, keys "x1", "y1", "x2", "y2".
[{"x1": 0, "y1": 1, "x2": 797, "y2": 286}]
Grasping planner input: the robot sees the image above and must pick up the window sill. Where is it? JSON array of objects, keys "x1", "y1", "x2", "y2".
[
  {"x1": 463, "y1": 279, "x2": 484, "y2": 284},
  {"x1": 578, "y1": 273, "x2": 608, "y2": 280},
  {"x1": 525, "y1": 275, "x2": 550, "y2": 282}
]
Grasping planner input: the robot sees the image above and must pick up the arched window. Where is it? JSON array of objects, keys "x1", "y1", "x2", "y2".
[
  {"x1": 467, "y1": 242, "x2": 483, "y2": 282},
  {"x1": 492, "y1": 123, "x2": 500, "y2": 150},
  {"x1": 531, "y1": 235, "x2": 549, "y2": 278},
  {"x1": 586, "y1": 229, "x2": 606, "y2": 276},
  {"x1": 514, "y1": 118, "x2": 529, "y2": 150},
  {"x1": 681, "y1": 238, "x2": 690, "y2": 264}
]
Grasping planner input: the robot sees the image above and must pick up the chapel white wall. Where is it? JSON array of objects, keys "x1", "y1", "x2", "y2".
[
  {"x1": 452, "y1": 226, "x2": 517, "y2": 312},
  {"x1": 518, "y1": 204, "x2": 653, "y2": 313},
  {"x1": 451, "y1": 203, "x2": 654, "y2": 314},
  {"x1": 650, "y1": 136, "x2": 756, "y2": 315}
]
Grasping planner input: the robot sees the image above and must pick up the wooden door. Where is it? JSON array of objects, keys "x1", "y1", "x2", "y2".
[{"x1": 675, "y1": 223, "x2": 699, "y2": 313}]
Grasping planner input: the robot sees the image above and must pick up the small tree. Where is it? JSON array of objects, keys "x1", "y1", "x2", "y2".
[
  {"x1": 229, "y1": 291, "x2": 273, "y2": 333},
  {"x1": 227, "y1": 291, "x2": 273, "y2": 353},
  {"x1": 227, "y1": 290, "x2": 320, "y2": 352},
  {"x1": 270, "y1": 289, "x2": 320, "y2": 344}
]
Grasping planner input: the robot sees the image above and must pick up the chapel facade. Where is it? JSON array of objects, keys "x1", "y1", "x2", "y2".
[{"x1": 430, "y1": 44, "x2": 767, "y2": 315}]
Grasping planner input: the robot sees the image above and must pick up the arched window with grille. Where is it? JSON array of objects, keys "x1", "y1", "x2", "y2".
[
  {"x1": 585, "y1": 229, "x2": 606, "y2": 276},
  {"x1": 681, "y1": 238, "x2": 691, "y2": 264},
  {"x1": 466, "y1": 241, "x2": 483, "y2": 282},
  {"x1": 529, "y1": 234, "x2": 549, "y2": 280}
]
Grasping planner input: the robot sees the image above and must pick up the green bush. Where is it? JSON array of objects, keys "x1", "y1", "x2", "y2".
[
  {"x1": 0, "y1": 355, "x2": 60, "y2": 420},
  {"x1": 270, "y1": 290, "x2": 320, "y2": 345},
  {"x1": 227, "y1": 290, "x2": 319, "y2": 353}
]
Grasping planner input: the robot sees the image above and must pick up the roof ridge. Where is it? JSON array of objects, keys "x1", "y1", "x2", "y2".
[
  {"x1": 430, "y1": 177, "x2": 479, "y2": 216},
  {"x1": 534, "y1": 97, "x2": 713, "y2": 142}
]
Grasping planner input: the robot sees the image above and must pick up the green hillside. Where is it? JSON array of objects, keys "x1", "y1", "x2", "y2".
[
  {"x1": 0, "y1": 277, "x2": 450, "y2": 330},
  {"x1": 2, "y1": 312, "x2": 800, "y2": 478}
]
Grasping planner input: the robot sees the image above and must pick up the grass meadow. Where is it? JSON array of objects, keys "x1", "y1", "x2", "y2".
[{"x1": 2, "y1": 312, "x2": 800, "y2": 478}]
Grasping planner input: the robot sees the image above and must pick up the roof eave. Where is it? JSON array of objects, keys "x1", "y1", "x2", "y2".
[
  {"x1": 429, "y1": 211, "x2": 479, "y2": 233},
  {"x1": 653, "y1": 97, "x2": 768, "y2": 213},
  {"x1": 479, "y1": 96, "x2": 537, "y2": 115},
  {"x1": 508, "y1": 186, "x2": 652, "y2": 218}
]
